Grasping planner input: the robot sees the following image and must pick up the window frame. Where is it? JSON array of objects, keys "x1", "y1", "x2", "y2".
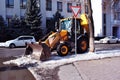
[
  {"x1": 6, "y1": 0, "x2": 14, "y2": 8},
  {"x1": 46, "y1": 0, "x2": 52, "y2": 11},
  {"x1": 67, "y1": 3, "x2": 72, "y2": 13},
  {"x1": 6, "y1": 16, "x2": 12, "y2": 27},
  {"x1": 20, "y1": 0, "x2": 27, "y2": 9},
  {"x1": 57, "y1": 1, "x2": 62, "y2": 12},
  {"x1": 113, "y1": 1, "x2": 120, "y2": 20}
]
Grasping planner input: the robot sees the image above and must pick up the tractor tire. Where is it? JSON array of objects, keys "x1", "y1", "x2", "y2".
[
  {"x1": 77, "y1": 37, "x2": 88, "y2": 53},
  {"x1": 57, "y1": 43, "x2": 69, "y2": 56}
]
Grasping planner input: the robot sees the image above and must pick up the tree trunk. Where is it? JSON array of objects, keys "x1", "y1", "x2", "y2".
[{"x1": 87, "y1": 0, "x2": 95, "y2": 52}]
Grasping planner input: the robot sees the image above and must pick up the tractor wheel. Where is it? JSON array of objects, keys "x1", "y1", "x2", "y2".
[
  {"x1": 77, "y1": 38, "x2": 88, "y2": 53},
  {"x1": 57, "y1": 43, "x2": 69, "y2": 56}
]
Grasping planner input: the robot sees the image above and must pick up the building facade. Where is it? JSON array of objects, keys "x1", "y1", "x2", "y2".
[
  {"x1": 0, "y1": 0, "x2": 83, "y2": 32},
  {"x1": 103, "y1": 0, "x2": 120, "y2": 38},
  {"x1": 0, "y1": 0, "x2": 26, "y2": 26},
  {"x1": 1, "y1": 0, "x2": 112, "y2": 37},
  {"x1": 40, "y1": 0, "x2": 84, "y2": 33}
]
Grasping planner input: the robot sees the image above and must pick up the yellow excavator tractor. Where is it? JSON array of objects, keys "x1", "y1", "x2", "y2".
[{"x1": 25, "y1": 14, "x2": 89, "y2": 61}]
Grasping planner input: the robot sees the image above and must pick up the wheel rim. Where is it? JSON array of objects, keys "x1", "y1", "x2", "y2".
[
  {"x1": 10, "y1": 44, "x2": 15, "y2": 48},
  {"x1": 80, "y1": 41, "x2": 87, "y2": 51},
  {"x1": 61, "y1": 46, "x2": 68, "y2": 55}
]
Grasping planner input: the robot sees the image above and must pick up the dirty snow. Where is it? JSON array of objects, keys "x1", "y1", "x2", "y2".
[
  {"x1": 4, "y1": 50, "x2": 120, "y2": 68},
  {"x1": 3, "y1": 50, "x2": 120, "y2": 80}
]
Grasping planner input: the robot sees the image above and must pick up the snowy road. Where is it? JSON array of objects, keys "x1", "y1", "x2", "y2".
[{"x1": 0, "y1": 48, "x2": 25, "y2": 58}]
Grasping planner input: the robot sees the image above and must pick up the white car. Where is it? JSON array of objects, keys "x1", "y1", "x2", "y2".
[
  {"x1": 100, "y1": 36, "x2": 119, "y2": 43},
  {"x1": 5, "y1": 36, "x2": 36, "y2": 48}
]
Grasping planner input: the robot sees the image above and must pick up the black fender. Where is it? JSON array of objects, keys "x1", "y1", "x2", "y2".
[
  {"x1": 77, "y1": 33, "x2": 89, "y2": 41},
  {"x1": 77, "y1": 33, "x2": 89, "y2": 48}
]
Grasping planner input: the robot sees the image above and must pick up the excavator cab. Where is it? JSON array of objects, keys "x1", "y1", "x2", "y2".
[{"x1": 59, "y1": 17, "x2": 88, "y2": 40}]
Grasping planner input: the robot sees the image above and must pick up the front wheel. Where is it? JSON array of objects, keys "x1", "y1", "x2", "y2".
[
  {"x1": 9, "y1": 43, "x2": 16, "y2": 48},
  {"x1": 107, "y1": 41, "x2": 110, "y2": 44},
  {"x1": 77, "y1": 38, "x2": 88, "y2": 53},
  {"x1": 57, "y1": 43, "x2": 69, "y2": 56}
]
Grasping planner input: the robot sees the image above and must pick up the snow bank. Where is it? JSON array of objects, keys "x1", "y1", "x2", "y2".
[
  {"x1": 4, "y1": 50, "x2": 120, "y2": 68},
  {"x1": 3, "y1": 50, "x2": 120, "y2": 80}
]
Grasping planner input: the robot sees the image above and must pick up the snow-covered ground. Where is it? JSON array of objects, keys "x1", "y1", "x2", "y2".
[
  {"x1": 3, "y1": 49, "x2": 120, "y2": 80},
  {"x1": 4, "y1": 50, "x2": 120, "y2": 68}
]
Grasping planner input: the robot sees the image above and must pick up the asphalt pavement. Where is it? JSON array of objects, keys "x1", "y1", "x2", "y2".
[
  {"x1": 1, "y1": 43, "x2": 120, "y2": 80},
  {"x1": 58, "y1": 57, "x2": 120, "y2": 80}
]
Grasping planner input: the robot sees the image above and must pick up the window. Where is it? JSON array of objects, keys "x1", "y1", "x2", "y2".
[
  {"x1": 76, "y1": 3, "x2": 81, "y2": 7},
  {"x1": 103, "y1": 25, "x2": 106, "y2": 36},
  {"x1": 85, "y1": 4, "x2": 88, "y2": 14},
  {"x1": 18, "y1": 37, "x2": 24, "y2": 40},
  {"x1": 6, "y1": 0, "x2": 14, "y2": 8},
  {"x1": 46, "y1": 18, "x2": 55, "y2": 33},
  {"x1": 113, "y1": 1, "x2": 120, "y2": 20},
  {"x1": 67, "y1": 3, "x2": 72, "y2": 13},
  {"x1": 18, "y1": 37, "x2": 33, "y2": 40},
  {"x1": 24, "y1": 37, "x2": 33, "y2": 40},
  {"x1": 6, "y1": 16, "x2": 12, "y2": 27},
  {"x1": 46, "y1": 0, "x2": 52, "y2": 11},
  {"x1": 103, "y1": 13, "x2": 106, "y2": 24},
  {"x1": 114, "y1": 12, "x2": 120, "y2": 20},
  {"x1": 20, "y1": 0, "x2": 27, "y2": 9},
  {"x1": 57, "y1": 1, "x2": 62, "y2": 12}
]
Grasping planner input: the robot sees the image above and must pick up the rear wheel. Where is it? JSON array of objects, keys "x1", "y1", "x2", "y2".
[
  {"x1": 9, "y1": 43, "x2": 16, "y2": 48},
  {"x1": 77, "y1": 38, "x2": 88, "y2": 53},
  {"x1": 57, "y1": 43, "x2": 69, "y2": 56}
]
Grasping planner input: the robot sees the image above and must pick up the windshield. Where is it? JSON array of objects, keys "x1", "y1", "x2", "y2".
[{"x1": 60, "y1": 19, "x2": 72, "y2": 33}]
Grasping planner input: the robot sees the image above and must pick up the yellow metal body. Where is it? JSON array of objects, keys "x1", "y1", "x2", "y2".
[
  {"x1": 80, "y1": 14, "x2": 89, "y2": 33},
  {"x1": 42, "y1": 13, "x2": 89, "y2": 50},
  {"x1": 43, "y1": 30, "x2": 68, "y2": 49},
  {"x1": 60, "y1": 30, "x2": 68, "y2": 41}
]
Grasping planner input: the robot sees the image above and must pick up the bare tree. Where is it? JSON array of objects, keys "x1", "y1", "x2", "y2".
[{"x1": 87, "y1": 0, "x2": 95, "y2": 52}]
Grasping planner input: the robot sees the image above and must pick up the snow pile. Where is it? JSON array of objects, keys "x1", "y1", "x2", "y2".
[
  {"x1": 43, "y1": 50, "x2": 120, "y2": 68},
  {"x1": 4, "y1": 56, "x2": 38, "y2": 66},
  {"x1": 3, "y1": 50, "x2": 120, "y2": 80},
  {"x1": 4, "y1": 50, "x2": 120, "y2": 69}
]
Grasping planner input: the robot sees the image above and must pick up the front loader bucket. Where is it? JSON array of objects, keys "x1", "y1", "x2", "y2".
[{"x1": 25, "y1": 43, "x2": 51, "y2": 61}]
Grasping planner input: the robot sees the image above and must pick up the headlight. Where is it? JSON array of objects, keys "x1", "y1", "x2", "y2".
[{"x1": 5, "y1": 41, "x2": 11, "y2": 47}]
